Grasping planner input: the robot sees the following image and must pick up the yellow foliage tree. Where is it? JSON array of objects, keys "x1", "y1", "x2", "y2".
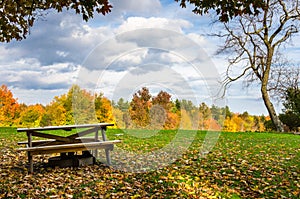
[
  {"x1": 19, "y1": 104, "x2": 45, "y2": 127},
  {"x1": 95, "y1": 94, "x2": 114, "y2": 123}
]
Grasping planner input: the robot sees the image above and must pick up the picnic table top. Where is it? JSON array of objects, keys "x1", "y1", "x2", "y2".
[{"x1": 17, "y1": 123, "x2": 114, "y2": 132}]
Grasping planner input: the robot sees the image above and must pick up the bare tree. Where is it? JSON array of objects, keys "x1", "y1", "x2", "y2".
[
  {"x1": 269, "y1": 65, "x2": 300, "y2": 101},
  {"x1": 215, "y1": 0, "x2": 300, "y2": 132}
]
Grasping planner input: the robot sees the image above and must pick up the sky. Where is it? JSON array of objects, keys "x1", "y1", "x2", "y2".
[{"x1": 1, "y1": 0, "x2": 298, "y2": 115}]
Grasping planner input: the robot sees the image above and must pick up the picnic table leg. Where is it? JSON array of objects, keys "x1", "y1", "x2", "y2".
[
  {"x1": 101, "y1": 127, "x2": 111, "y2": 165},
  {"x1": 94, "y1": 128, "x2": 99, "y2": 159},
  {"x1": 101, "y1": 127, "x2": 107, "y2": 141},
  {"x1": 27, "y1": 131, "x2": 34, "y2": 173},
  {"x1": 105, "y1": 150, "x2": 111, "y2": 165}
]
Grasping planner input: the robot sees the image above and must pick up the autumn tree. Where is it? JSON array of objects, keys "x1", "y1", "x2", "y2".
[
  {"x1": 223, "y1": 112, "x2": 264, "y2": 132},
  {"x1": 40, "y1": 96, "x2": 67, "y2": 126},
  {"x1": 213, "y1": 0, "x2": 300, "y2": 132},
  {"x1": 0, "y1": 85, "x2": 20, "y2": 126},
  {"x1": 70, "y1": 85, "x2": 97, "y2": 124},
  {"x1": 198, "y1": 102, "x2": 212, "y2": 129},
  {"x1": 40, "y1": 85, "x2": 97, "y2": 126},
  {"x1": 176, "y1": 100, "x2": 197, "y2": 129},
  {"x1": 180, "y1": 99, "x2": 196, "y2": 112},
  {"x1": 180, "y1": 109, "x2": 193, "y2": 129},
  {"x1": 152, "y1": 91, "x2": 180, "y2": 129},
  {"x1": 19, "y1": 104, "x2": 45, "y2": 127},
  {"x1": 111, "y1": 98, "x2": 130, "y2": 128},
  {"x1": 129, "y1": 87, "x2": 152, "y2": 128},
  {"x1": 95, "y1": 93, "x2": 113, "y2": 123},
  {"x1": 0, "y1": 0, "x2": 112, "y2": 42},
  {"x1": 210, "y1": 105, "x2": 226, "y2": 126}
]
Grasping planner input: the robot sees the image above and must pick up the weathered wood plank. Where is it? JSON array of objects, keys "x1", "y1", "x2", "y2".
[
  {"x1": 17, "y1": 123, "x2": 114, "y2": 132},
  {"x1": 18, "y1": 138, "x2": 103, "y2": 149},
  {"x1": 67, "y1": 127, "x2": 98, "y2": 139},
  {"x1": 29, "y1": 145, "x2": 114, "y2": 155},
  {"x1": 18, "y1": 138, "x2": 98, "y2": 145},
  {"x1": 18, "y1": 139, "x2": 55, "y2": 145},
  {"x1": 31, "y1": 131, "x2": 75, "y2": 142},
  {"x1": 17, "y1": 140, "x2": 121, "y2": 155}
]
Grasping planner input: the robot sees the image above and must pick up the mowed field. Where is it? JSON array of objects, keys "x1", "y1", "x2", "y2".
[{"x1": 0, "y1": 127, "x2": 299, "y2": 198}]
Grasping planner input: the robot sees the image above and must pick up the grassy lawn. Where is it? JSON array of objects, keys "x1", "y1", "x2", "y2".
[{"x1": 0, "y1": 127, "x2": 299, "y2": 198}]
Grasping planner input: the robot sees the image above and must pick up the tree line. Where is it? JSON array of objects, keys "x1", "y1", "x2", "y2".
[{"x1": 1, "y1": 84, "x2": 284, "y2": 132}]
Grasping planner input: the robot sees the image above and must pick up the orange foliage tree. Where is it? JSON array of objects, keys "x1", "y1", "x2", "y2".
[
  {"x1": 129, "y1": 87, "x2": 152, "y2": 128},
  {"x1": 0, "y1": 85, "x2": 20, "y2": 126},
  {"x1": 152, "y1": 91, "x2": 180, "y2": 130}
]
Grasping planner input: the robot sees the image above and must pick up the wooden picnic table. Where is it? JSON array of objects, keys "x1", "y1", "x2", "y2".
[{"x1": 17, "y1": 123, "x2": 121, "y2": 173}]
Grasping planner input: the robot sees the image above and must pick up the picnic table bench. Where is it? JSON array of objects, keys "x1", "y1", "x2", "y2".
[{"x1": 17, "y1": 123, "x2": 121, "y2": 173}]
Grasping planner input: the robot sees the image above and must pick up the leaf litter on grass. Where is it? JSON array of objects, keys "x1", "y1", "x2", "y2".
[{"x1": 0, "y1": 129, "x2": 299, "y2": 198}]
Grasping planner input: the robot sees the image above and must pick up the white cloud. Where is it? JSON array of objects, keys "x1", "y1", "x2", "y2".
[
  {"x1": 116, "y1": 17, "x2": 191, "y2": 33},
  {"x1": 0, "y1": 56, "x2": 78, "y2": 91}
]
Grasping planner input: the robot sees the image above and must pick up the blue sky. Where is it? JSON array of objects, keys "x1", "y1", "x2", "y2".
[{"x1": 1, "y1": 0, "x2": 297, "y2": 115}]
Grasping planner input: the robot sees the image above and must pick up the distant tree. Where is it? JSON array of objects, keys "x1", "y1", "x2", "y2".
[
  {"x1": 152, "y1": 91, "x2": 180, "y2": 129},
  {"x1": 199, "y1": 102, "x2": 211, "y2": 119},
  {"x1": 129, "y1": 87, "x2": 152, "y2": 128},
  {"x1": 264, "y1": 119, "x2": 276, "y2": 132},
  {"x1": 199, "y1": 102, "x2": 211, "y2": 129},
  {"x1": 283, "y1": 88, "x2": 300, "y2": 117},
  {"x1": 279, "y1": 87, "x2": 300, "y2": 131},
  {"x1": 149, "y1": 104, "x2": 167, "y2": 129},
  {"x1": 279, "y1": 112, "x2": 300, "y2": 131},
  {"x1": 210, "y1": 105, "x2": 225, "y2": 126},
  {"x1": 152, "y1": 91, "x2": 172, "y2": 110},
  {"x1": 223, "y1": 113, "x2": 244, "y2": 132},
  {"x1": 43, "y1": 85, "x2": 97, "y2": 125},
  {"x1": 70, "y1": 85, "x2": 97, "y2": 124},
  {"x1": 19, "y1": 104, "x2": 45, "y2": 127},
  {"x1": 180, "y1": 109, "x2": 192, "y2": 129},
  {"x1": 40, "y1": 97, "x2": 67, "y2": 126},
  {"x1": 180, "y1": 99, "x2": 196, "y2": 112},
  {"x1": 224, "y1": 106, "x2": 232, "y2": 118},
  {"x1": 0, "y1": 0, "x2": 112, "y2": 42},
  {"x1": 0, "y1": 85, "x2": 20, "y2": 126},
  {"x1": 173, "y1": 99, "x2": 181, "y2": 113},
  {"x1": 95, "y1": 93, "x2": 113, "y2": 123},
  {"x1": 115, "y1": 98, "x2": 130, "y2": 111},
  {"x1": 164, "y1": 112, "x2": 180, "y2": 130}
]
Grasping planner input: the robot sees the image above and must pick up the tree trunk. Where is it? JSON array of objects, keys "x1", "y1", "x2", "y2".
[
  {"x1": 260, "y1": 47, "x2": 284, "y2": 132},
  {"x1": 261, "y1": 85, "x2": 284, "y2": 132}
]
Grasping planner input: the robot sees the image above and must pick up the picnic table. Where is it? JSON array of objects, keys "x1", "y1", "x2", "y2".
[{"x1": 17, "y1": 123, "x2": 121, "y2": 173}]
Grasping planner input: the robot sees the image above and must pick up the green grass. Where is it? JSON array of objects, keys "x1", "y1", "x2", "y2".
[{"x1": 0, "y1": 127, "x2": 299, "y2": 198}]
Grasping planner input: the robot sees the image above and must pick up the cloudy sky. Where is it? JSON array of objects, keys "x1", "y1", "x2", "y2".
[{"x1": 1, "y1": 0, "x2": 298, "y2": 115}]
